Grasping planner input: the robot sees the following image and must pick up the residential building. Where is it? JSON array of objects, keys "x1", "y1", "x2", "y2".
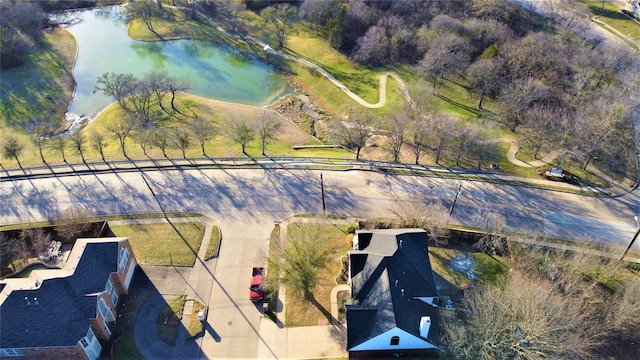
[
  {"x1": 346, "y1": 229, "x2": 441, "y2": 359},
  {"x1": 626, "y1": 0, "x2": 640, "y2": 20},
  {"x1": 0, "y1": 237, "x2": 137, "y2": 359}
]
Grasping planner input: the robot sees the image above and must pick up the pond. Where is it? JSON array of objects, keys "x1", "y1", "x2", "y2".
[{"x1": 63, "y1": 6, "x2": 291, "y2": 120}]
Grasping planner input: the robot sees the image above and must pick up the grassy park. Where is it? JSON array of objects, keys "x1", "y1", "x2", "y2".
[{"x1": 1, "y1": 1, "x2": 638, "y2": 188}]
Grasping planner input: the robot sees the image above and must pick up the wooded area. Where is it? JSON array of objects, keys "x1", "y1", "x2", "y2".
[{"x1": 297, "y1": 0, "x2": 638, "y2": 178}]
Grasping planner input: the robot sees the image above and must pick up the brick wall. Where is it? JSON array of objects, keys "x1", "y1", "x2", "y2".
[{"x1": 21, "y1": 344, "x2": 88, "y2": 360}]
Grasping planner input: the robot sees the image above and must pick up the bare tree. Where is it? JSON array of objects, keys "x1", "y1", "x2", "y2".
[
  {"x1": 23, "y1": 228, "x2": 51, "y2": 257},
  {"x1": 473, "y1": 209, "x2": 507, "y2": 256},
  {"x1": 419, "y1": 32, "x2": 470, "y2": 94},
  {"x1": 0, "y1": 232, "x2": 24, "y2": 271},
  {"x1": 218, "y1": 0, "x2": 249, "y2": 37},
  {"x1": 2, "y1": 135, "x2": 25, "y2": 168},
  {"x1": 167, "y1": 76, "x2": 192, "y2": 115},
  {"x1": 261, "y1": 222, "x2": 337, "y2": 300},
  {"x1": 50, "y1": 136, "x2": 68, "y2": 163},
  {"x1": 498, "y1": 77, "x2": 550, "y2": 132},
  {"x1": 575, "y1": 90, "x2": 632, "y2": 170},
  {"x1": 471, "y1": 0, "x2": 519, "y2": 24},
  {"x1": 2, "y1": 234, "x2": 29, "y2": 269},
  {"x1": 153, "y1": 128, "x2": 170, "y2": 157},
  {"x1": 261, "y1": 4, "x2": 297, "y2": 48},
  {"x1": 411, "y1": 115, "x2": 430, "y2": 165},
  {"x1": 389, "y1": 200, "x2": 450, "y2": 245},
  {"x1": 94, "y1": 72, "x2": 137, "y2": 113},
  {"x1": 55, "y1": 208, "x2": 95, "y2": 242},
  {"x1": 70, "y1": 131, "x2": 86, "y2": 163},
  {"x1": 607, "y1": 278, "x2": 640, "y2": 337},
  {"x1": 89, "y1": 130, "x2": 108, "y2": 162},
  {"x1": 352, "y1": 25, "x2": 389, "y2": 65},
  {"x1": 453, "y1": 125, "x2": 479, "y2": 167},
  {"x1": 104, "y1": 117, "x2": 135, "y2": 158},
  {"x1": 328, "y1": 111, "x2": 375, "y2": 160},
  {"x1": 172, "y1": 128, "x2": 190, "y2": 158},
  {"x1": 381, "y1": 109, "x2": 409, "y2": 162},
  {"x1": 26, "y1": 116, "x2": 51, "y2": 163},
  {"x1": 133, "y1": 127, "x2": 154, "y2": 157},
  {"x1": 190, "y1": 117, "x2": 216, "y2": 156},
  {"x1": 443, "y1": 270, "x2": 602, "y2": 359},
  {"x1": 521, "y1": 104, "x2": 558, "y2": 159},
  {"x1": 467, "y1": 58, "x2": 509, "y2": 109},
  {"x1": 254, "y1": 110, "x2": 281, "y2": 156},
  {"x1": 126, "y1": 0, "x2": 159, "y2": 35},
  {"x1": 127, "y1": 77, "x2": 156, "y2": 127},
  {"x1": 0, "y1": 2, "x2": 46, "y2": 69},
  {"x1": 177, "y1": 0, "x2": 199, "y2": 20},
  {"x1": 429, "y1": 112, "x2": 459, "y2": 164},
  {"x1": 226, "y1": 115, "x2": 256, "y2": 155}
]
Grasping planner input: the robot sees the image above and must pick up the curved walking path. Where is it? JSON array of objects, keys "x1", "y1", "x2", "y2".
[
  {"x1": 198, "y1": 9, "x2": 411, "y2": 109},
  {"x1": 492, "y1": 137, "x2": 561, "y2": 168}
]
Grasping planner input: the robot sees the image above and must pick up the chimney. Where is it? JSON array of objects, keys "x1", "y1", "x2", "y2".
[
  {"x1": 24, "y1": 297, "x2": 30, "y2": 305},
  {"x1": 33, "y1": 297, "x2": 39, "y2": 305}
]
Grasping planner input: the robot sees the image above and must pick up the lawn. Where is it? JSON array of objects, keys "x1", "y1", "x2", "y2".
[
  {"x1": 188, "y1": 300, "x2": 206, "y2": 338},
  {"x1": 112, "y1": 281, "x2": 150, "y2": 360},
  {"x1": 428, "y1": 247, "x2": 509, "y2": 297},
  {"x1": 282, "y1": 221, "x2": 353, "y2": 327},
  {"x1": 0, "y1": 28, "x2": 76, "y2": 132},
  {"x1": 0, "y1": 27, "x2": 77, "y2": 168},
  {"x1": 29, "y1": 94, "x2": 336, "y2": 166},
  {"x1": 109, "y1": 222, "x2": 205, "y2": 266},
  {"x1": 128, "y1": 6, "x2": 223, "y2": 42},
  {"x1": 157, "y1": 295, "x2": 186, "y2": 346},
  {"x1": 204, "y1": 225, "x2": 220, "y2": 260}
]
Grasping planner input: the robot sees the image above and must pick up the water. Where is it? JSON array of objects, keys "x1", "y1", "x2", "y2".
[{"x1": 63, "y1": 6, "x2": 291, "y2": 120}]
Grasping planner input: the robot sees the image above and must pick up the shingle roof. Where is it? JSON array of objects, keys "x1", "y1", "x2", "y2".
[
  {"x1": 0, "y1": 241, "x2": 119, "y2": 348},
  {"x1": 347, "y1": 229, "x2": 439, "y2": 349}
]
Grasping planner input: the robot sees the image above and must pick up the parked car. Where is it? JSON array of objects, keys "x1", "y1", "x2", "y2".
[
  {"x1": 545, "y1": 167, "x2": 566, "y2": 181},
  {"x1": 250, "y1": 267, "x2": 265, "y2": 302}
]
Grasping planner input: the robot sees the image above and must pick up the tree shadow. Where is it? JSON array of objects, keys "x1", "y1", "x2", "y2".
[
  {"x1": 305, "y1": 292, "x2": 336, "y2": 325},
  {"x1": 436, "y1": 94, "x2": 480, "y2": 116}
]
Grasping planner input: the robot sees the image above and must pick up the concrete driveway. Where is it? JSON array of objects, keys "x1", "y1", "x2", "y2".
[{"x1": 196, "y1": 215, "x2": 277, "y2": 359}]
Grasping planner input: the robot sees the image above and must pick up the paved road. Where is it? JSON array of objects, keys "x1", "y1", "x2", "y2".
[{"x1": 1, "y1": 167, "x2": 638, "y2": 251}]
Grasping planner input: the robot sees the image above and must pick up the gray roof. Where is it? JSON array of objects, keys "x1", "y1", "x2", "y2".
[
  {"x1": 347, "y1": 229, "x2": 439, "y2": 349},
  {"x1": 0, "y1": 242, "x2": 118, "y2": 348}
]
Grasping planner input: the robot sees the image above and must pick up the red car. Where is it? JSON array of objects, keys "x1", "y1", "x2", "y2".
[{"x1": 250, "y1": 267, "x2": 265, "y2": 302}]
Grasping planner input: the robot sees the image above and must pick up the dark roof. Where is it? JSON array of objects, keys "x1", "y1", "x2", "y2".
[
  {"x1": 347, "y1": 229, "x2": 439, "y2": 350},
  {"x1": 0, "y1": 241, "x2": 119, "y2": 348}
]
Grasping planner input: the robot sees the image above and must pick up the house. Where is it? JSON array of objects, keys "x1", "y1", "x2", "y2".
[
  {"x1": 626, "y1": 1, "x2": 640, "y2": 19},
  {"x1": 346, "y1": 229, "x2": 441, "y2": 359},
  {"x1": 0, "y1": 237, "x2": 137, "y2": 359}
]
